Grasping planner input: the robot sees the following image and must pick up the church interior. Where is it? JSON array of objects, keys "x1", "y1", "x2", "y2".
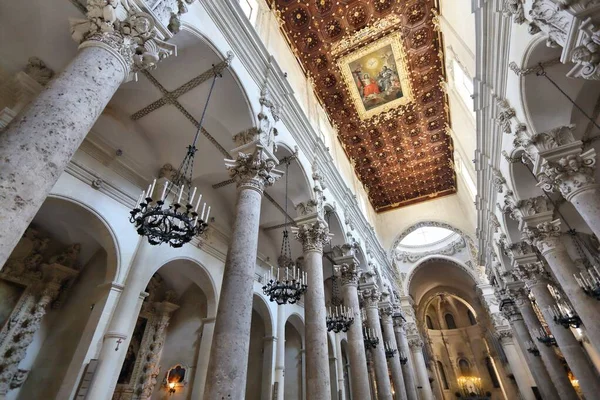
[{"x1": 1, "y1": 0, "x2": 600, "y2": 399}]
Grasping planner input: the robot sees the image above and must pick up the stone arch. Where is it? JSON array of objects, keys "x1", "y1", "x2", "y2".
[
  {"x1": 390, "y1": 220, "x2": 474, "y2": 257},
  {"x1": 286, "y1": 311, "x2": 306, "y2": 342},
  {"x1": 252, "y1": 292, "x2": 274, "y2": 336}
]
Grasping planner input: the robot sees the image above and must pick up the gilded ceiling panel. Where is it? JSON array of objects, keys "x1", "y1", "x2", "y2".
[{"x1": 268, "y1": 0, "x2": 456, "y2": 211}]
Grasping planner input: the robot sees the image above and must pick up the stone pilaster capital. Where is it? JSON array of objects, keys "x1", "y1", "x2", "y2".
[
  {"x1": 495, "y1": 329, "x2": 513, "y2": 345},
  {"x1": 360, "y1": 287, "x2": 381, "y2": 309},
  {"x1": 379, "y1": 304, "x2": 394, "y2": 324},
  {"x1": 292, "y1": 219, "x2": 331, "y2": 254},
  {"x1": 513, "y1": 262, "x2": 553, "y2": 287},
  {"x1": 523, "y1": 219, "x2": 564, "y2": 255},
  {"x1": 334, "y1": 262, "x2": 361, "y2": 286},
  {"x1": 498, "y1": 290, "x2": 523, "y2": 322},
  {"x1": 538, "y1": 148, "x2": 598, "y2": 200},
  {"x1": 70, "y1": 0, "x2": 196, "y2": 80},
  {"x1": 225, "y1": 142, "x2": 283, "y2": 193}
]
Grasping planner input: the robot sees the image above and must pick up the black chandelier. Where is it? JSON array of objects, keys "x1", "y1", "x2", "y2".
[
  {"x1": 129, "y1": 70, "x2": 221, "y2": 247},
  {"x1": 535, "y1": 328, "x2": 557, "y2": 347},
  {"x1": 525, "y1": 340, "x2": 541, "y2": 356},
  {"x1": 364, "y1": 327, "x2": 379, "y2": 349},
  {"x1": 548, "y1": 304, "x2": 582, "y2": 329},
  {"x1": 263, "y1": 159, "x2": 308, "y2": 305},
  {"x1": 399, "y1": 351, "x2": 408, "y2": 365},
  {"x1": 326, "y1": 305, "x2": 355, "y2": 333},
  {"x1": 384, "y1": 341, "x2": 397, "y2": 359}
]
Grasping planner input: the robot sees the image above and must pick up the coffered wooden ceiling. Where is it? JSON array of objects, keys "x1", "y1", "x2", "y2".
[{"x1": 268, "y1": 0, "x2": 456, "y2": 211}]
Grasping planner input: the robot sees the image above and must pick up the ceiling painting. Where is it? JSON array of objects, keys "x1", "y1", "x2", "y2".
[{"x1": 268, "y1": 0, "x2": 456, "y2": 211}]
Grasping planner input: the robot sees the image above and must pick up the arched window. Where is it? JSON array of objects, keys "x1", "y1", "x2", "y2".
[
  {"x1": 426, "y1": 315, "x2": 434, "y2": 330},
  {"x1": 485, "y1": 357, "x2": 501, "y2": 388},
  {"x1": 437, "y1": 361, "x2": 449, "y2": 389},
  {"x1": 445, "y1": 313, "x2": 457, "y2": 329},
  {"x1": 458, "y1": 359, "x2": 471, "y2": 376},
  {"x1": 467, "y1": 310, "x2": 477, "y2": 325}
]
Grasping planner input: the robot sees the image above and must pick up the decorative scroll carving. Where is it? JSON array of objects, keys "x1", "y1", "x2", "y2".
[
  {"x1": 492, "y1": 168, "x2": 507, "y2": 193},
  {"x1": 537, "y1": 149, "x2": 598, "y2": 199},
  {"x1": 335, "y1": 263, "x2": 361, "y2": 286},
  {"x1": 523, "y1": 219, "x2": 563, "y2": 254},
  {"x1": 360, "y1": 287, "x2": 381, "y2": 309},
  {"x1": 496, "y1": 99, "x2": 516, "y2": 134},
  {"x1": 294, "y1": 221, "x2": 331, "y2": 254},
  {"x1": 531, "y1": 125, "x2": 576, "y2": 152},
  {"x1": 503, "y1": 0, "x2": 526, "y2": 24}
]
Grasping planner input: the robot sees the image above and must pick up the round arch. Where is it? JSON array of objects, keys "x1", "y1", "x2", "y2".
[
  {"x1": 390, "y1": 221, "x2": 474, "y2": 257},
  {"x1": 252, "y1": 292, "x2": 274, "y2": 337}
]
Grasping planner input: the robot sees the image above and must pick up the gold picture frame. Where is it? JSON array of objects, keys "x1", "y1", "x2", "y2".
[{"x1": 337, "y1": 32, "x2": 413, "y2": 120}]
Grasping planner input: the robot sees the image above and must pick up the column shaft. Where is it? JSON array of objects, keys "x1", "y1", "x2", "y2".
[
  {"x1": 303, "y1": 249, "x2": 331, "y2": 399},
  {"x1": 341, "y1": 284, "x2": 371, "y2": 399},
  {"x1": 498, "y1": 334, "x2": 537, "y2": 400},
  {"x1": 394, "y1": 325, "x2": 418, "y2": 400},
  {"x1": 0, "y1": 45, "x2": 126, "y2": 268},
  {"x1": 570, "y1": 188, "x2": 600, "y2": 240},
  {"x1": 204, "y1": 186, "x2": 263, "y2": 399},
  {"x1": 531, "y1": 282, "x2": 600, "y2": 399},
  {"x1": 541, "y1": 246, "x2": 600, "y2": 351},
  {"x1": 382, "y1": 318, "x2": 408, "y2": 400},
  {"x1": 334, "y1": 335, "x2": 347, "y2": 400},
  {"x1": 510, "y1": 318, "x2": 560, "y2": 400},
  {"x1": 410, "y1": 343, "x2": 433, "y2": 400},
  {"x1": 274, "y1": 304, "x2": 286, "y2": 400},
  {"x1": 516, "y1": 297, "x2": 578, "y2": 400},
  {"x1": 365, "y1": 306, "x2": 393, "y2": 400}
]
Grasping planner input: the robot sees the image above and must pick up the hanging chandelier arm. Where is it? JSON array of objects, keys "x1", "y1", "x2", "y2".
[{"x1": 192, "y1": 70, "x2": 220, "y2": 149}]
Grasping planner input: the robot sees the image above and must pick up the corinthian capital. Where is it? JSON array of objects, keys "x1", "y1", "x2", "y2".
[
  {"x1": 69, "y1": 0, "x2": 194, "y2": 79},
  {"x1": 293, "y1": 220, "x2": 331, "y2": 253},
  {"x1": 225, "y1": 148, "x2": 283, "y2": 192},
  {"x1": 360, "y1": 287, "x2": 381, "y2": 308},
  {"x1": 538, "y1": 149, "x2": 598, "y2": 200},
  {"x1": 514, "y1": 262, "x2": 553, "y2": 287},
  {"x1": 523, "y1": 219, "x2": 563, "y2": 254},
  {"x1": 335, "y1": 262, "x2": 361, "y2": 286},
  {"x1": 408, "y1": 337, "x2": 424, "y2": 349}
]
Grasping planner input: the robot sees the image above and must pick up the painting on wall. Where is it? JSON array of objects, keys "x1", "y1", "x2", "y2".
[
  {"x1": 338, "y1": 33, "x2": 413, "y2": 120},
  {"x1": 0, "y1": 279, "x2": 25, "y2": 330}
]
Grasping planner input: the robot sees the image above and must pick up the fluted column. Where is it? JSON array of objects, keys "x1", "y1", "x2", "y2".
[
  {"x1": 496, "y1": 331, "x2": 537, "y2": 400},
  {"x1": 393, "y1": 319, "x2": 418, "y2": 400},
  {"x1": 516, "y1": 262, "x2": 600, "y2": 399},
  {"x1": 335, "y1": 263, "x2": 371, "y2": 400},
  {"x1": 204, "y1": 125, "x2": 282, "y2": 398},
  {"x1": 508, "y1": 286, "x2": 578, "y2": 400},
  {"x1": 500, "y1": 296, "x2": 560, "y2": 400},
  {"x1": 525, "y1": 220, "x2": 600, "y2": 351},
  {"x1": 380, "y1": 307, "x2": 408, "y2": 400},
  {"x1": 0, "y1": 2, "x2": 188, "y2": 268},
  {"x1": 362, "y1": 288, "x2": 393, "y2": 400},
  {"x1": 408, "y1": 338, "x2": 433, "y2": 400}
]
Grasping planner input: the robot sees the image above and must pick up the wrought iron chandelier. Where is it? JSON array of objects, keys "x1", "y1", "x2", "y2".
[
  {"x1": 263, "y1": 159, "x2": 308, "y2": 305},
  {"x1": 129, "y1": 69, "x2": 220, "y2": 247},
  {"x1": 384, "y1": 341, "x2": 397, "y2": 359},
  {"x1": 364, "y1": 327, "x2": 379, "y2": 349},
  {"x1": 326, "y1": 305, "x2": 354, "y2": 333},
  {"x1": 535, "y1": 328, "x2": 557, "y2": 347}
]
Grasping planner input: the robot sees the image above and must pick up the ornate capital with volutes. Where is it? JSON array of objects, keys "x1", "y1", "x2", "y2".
[
  {"x1": 69, "y1": 0, "x2": 195, "y2": 80},
  {"x1": 523, "y1": 219, "x2": 564, "y2": 255},
  {"x1": 538, "y1": 149, "x2": 598, "y2": 201},
  {"x1": 380, "y1": 305, "x2": 394, "y2": 324},
  {"x1": 335, "y1": 262, "x2": 361, "y2": 287},
  {"x1": 408, "y1": 337, "x2": 424, "y2": 350},
  {"x1": 360, "y1": 287, "x2": 381, "y2": 309},
  {"x1": 225, "y1": 148, "x2": 283, "y2": 193},
  {"x1": 495, "y1": 329, "x2": 513, "y2": 344},
  {"x1": 513, "y1": 262, "x2": 553, "y2": 287},
  {"x1": 293, "y1": 219, "x2": 331, "y2": 254}
]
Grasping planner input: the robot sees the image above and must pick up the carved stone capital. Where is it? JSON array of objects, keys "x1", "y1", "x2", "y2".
[
  {"x1": 513, "y1": 262, "x2": 552, "y2": 287},
  {"x1": 496, "y1": 98, "x2": 516, "y2": 133},
  {"x1": 360, "y1": 287, "x2": 381, "y2": 309},
  {"x1": 408, "y1": 338, "x2": 424, "y2": 349},
  {"x1": 380, "y1": 305, "x2": 394, "y2": 324},
  {"x1": 293, "y1": 219, "x2": 331, "y2": 254},
  {"x1": 492, "y1": 168, "x2": 507, "y2": 193},
  {"x1": 225, "y1": 146, "x2": 283, "y2": 193},
  {"x1": 538, "y1": 149, "x2": 598, "y2": 200},
  {"x1": 503, "y1": 0, "x2": 526, "y2": 25},
  {"x1": 523, "y1": 219, "x2": 564, "y2": 255},
  {"x1": 335, "y1": 262, "x2": 361, "y2": 287},
  {"x1": 69, "y1": 0, "x2": 194, "y2": 80}
]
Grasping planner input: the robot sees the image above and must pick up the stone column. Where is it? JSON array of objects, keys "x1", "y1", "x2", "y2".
[
  {"x1": 0, "y1": 2, "x2": 186, "y2": 268},
  {"x1": 525, "y1": 220, "x2": 600, "y2": 351},
  {"x1": 496, "y1": 331, "x2": 537, "y2": 400},
  {"x1": 293, "y1": 165, "x2": 332, "y2": 400},
  {"x1": 500, "y1": 297, "x2": 560, "y2": 400},
  {"x1": 536, "y1": 131, "x2": 600, "y2": 240},
  {"x1": 274, "y1": 304, "x2": 286, "y2": 400},
  {"x1": 334, "y1": 335, "x2": 347, "y2": 400},
  {"x1": 516, "y1": 263, "x2": 600, "y2": 400},
  {"x1": 362, "y1": 288, "x2": 393, "y2": 400},
  {"x1": 393, "y1": 319, "x2": 418, "y2": 400},
  {"x1": 204, "y1": 126, "x2": 282, "y2": 398},
  {"x1": 508, "y1": 286, "x2": 578, "y2": 400},
  {"x1": 334, "y1": 262, "x2": 371, "y2": 400},
  {"x1": 408, "y1": 338, "x2": 433, "y2": 400},
  {"x1": 380, "y1": 307, "x2": 408, "y2": 400},
  {"x1": 190, "y1": 317, "x2": 215, "y2": 399},
  {"x1": 0, "y1": 264, "x2": 77, "y2": 395}
]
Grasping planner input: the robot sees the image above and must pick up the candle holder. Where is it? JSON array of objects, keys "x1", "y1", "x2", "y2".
[
  {"x1": 574, "y1": 268, "x2": 600, "y2": 300},
  {"x1": 262, "y1": 264, "x2": 307, "y2": 305},
  {"x1": 399, "y1": 351, "x2": 408, "y2": 365},
  {"x1": 326, "y1": 305, "x2": 355, "y2": 333},
  {"x1": 535, "y1": 328, "x2": 557, "y2": 347},
  {"x1": 525, "y1": 340, "x2": 540, "y2": 356},
  {"x1": 363, "y1": 327, "x2": 379, "y2": 349},
  {"x1": 548, "y1": 305, "x2": 581, "y2": 329},
  {"x1": 384, "y1": 341, "x2": 397, "y2": 359}
]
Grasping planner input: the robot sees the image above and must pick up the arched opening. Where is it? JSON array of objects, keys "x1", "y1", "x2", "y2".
[
  {"x1": 285, "y1": 313, "x2": 304, "y2": 400},
  {"x1": 437, "y1": 361, "x2": 450, "y2": 390},
  {"x1": 245, "y1": 294, "x2": 273, "y2": 400},
  {"x1": 444, "y1": 313, "x2": 457, "y2": 330}
]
